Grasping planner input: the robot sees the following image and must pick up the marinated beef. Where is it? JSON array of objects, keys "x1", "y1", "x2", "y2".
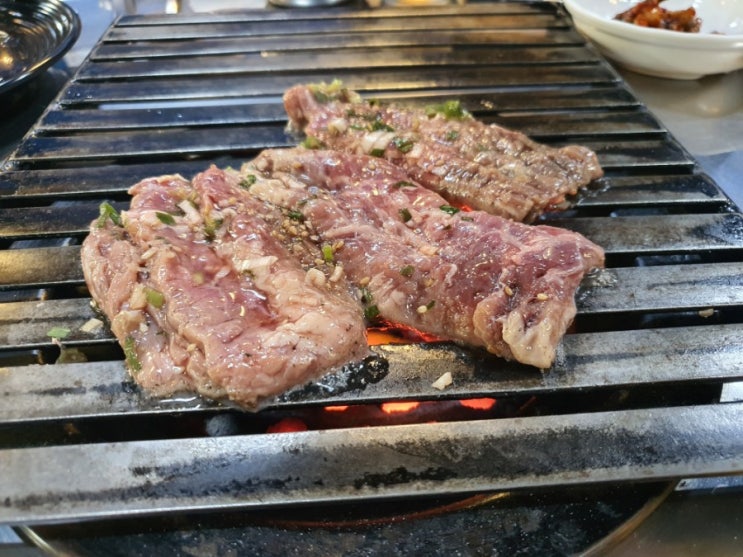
[
  {"x1": 81, "y1": 167, "x2": 368, "y2": 408},
  {"x1": 283, "y1": 82, "x2": 604, "y2": 222},
  {"x1": 244, "y1": 148, "x2": 605, "y2": 369}
]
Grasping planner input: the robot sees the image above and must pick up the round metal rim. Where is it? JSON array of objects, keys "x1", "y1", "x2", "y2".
[{"x1": 0, "y1": 0, "x2": 81, "y2": 96}]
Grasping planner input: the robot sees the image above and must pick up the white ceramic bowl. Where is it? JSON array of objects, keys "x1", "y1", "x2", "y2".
[{"x1": 562, "y1": 0, "x2": 743, "y2": 79}]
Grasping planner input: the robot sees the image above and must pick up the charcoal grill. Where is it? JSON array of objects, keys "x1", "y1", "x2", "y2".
[{"x1": 1, "y1": 2, "x2": 743, "y2": 555}]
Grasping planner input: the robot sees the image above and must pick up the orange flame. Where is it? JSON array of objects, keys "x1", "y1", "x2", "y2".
[
  {"x1": 381, "y1": 401, "x2": 421, "y2": 414},
  {"x1": 459, "y1": 398, "x2": 496, "y2": 411},
  {"x1": 367, "y1": 321, "x2": 445, "y2": 346},
  {"x1": 366, "y1": 329, "x2": 411, "y2": 346},
  {"x1": 266, "y1": 417, "x2": 308, "y2": 433}
]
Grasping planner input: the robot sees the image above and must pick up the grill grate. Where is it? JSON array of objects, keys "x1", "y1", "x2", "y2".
[{"x1": 1, "y1": 2, "x2": 743, "y2": 529}]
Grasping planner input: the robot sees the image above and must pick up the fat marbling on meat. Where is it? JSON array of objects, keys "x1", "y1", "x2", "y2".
[
  {"x1": 284, "y1": 82, "x2": 604, "y2": 223},
  {"x1": 244, "y1": 148, "x2": 605, "y2": 369},
  {"x1": 81, "y1": 166, "x2": 368, "y2": 408}
]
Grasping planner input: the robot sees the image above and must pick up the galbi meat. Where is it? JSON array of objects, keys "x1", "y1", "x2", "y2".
[{"x1": 284, "y1": 82, "x2": 604, "y2": 223}]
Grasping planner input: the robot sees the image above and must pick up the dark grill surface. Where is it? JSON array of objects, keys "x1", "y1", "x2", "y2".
[{"x1": 1, "y1": 2, "x2": 743, "y2": 548}]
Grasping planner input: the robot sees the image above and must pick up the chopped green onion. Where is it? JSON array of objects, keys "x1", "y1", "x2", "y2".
[
  {"x1": 364, "y1": 304, "x2": 380, "y2": 321},
  {"x1": 360, "y1": 285, "x2": 381, "y2": 320},
  {"x1": 302, "y1": 136, "x2": 325, "y2": 149},
  {"x1": 156, "y1": 211, "x2": 176, "y2": 226},
  {"x1": 440, "y1": 204, "x2": 460, "y2": 215},
  {"x1": 370, "y1": 119, "x2": 394, "y2": 132},
  {"x1": 426, "y1": 300, "x2": 436, "y2": 310},
  {"x1": 446, "y1": 130, "x2": 459, "y2": 141},
  {"x1": 393, "y1": 137, "x2": 415, "y2": 153},
  {"x1": 123, "y1": 336, "x2": 142, "y2": 374},
  {"x1": 47, "y1": 326, "x2": 71, "y2": 340},
  {"x1": 321, "y1": 244, "x2": 334, "y2": 264},
  {"x1": 240, "y1": 174, "x2": 257, "y2": 189},
  {"x1": 287, "y1": 210, "x2": 305, "y2": 221},
  {"x1": 309, "y1": 79, "x2": 345, "y2": 103},
  {"x1": 145, "y1": 287, "x2": 165, "y2": 309},
  {"x1": 400, "y1": 265, "x2": 415, "y2": 277},
  {"x1": 204, "y1": 217, "x2": 223, "y2": 242},
  {"x1": 312, "y1": 91, "x2": 332, "y2": 103},
  {"x1": 370, "y1": 148, "x2": 386, "y2": 157},
  {"x1": 97, "y1": 202, "x2": 122, "y2": 228},
  {"x1": 399, "y1": 208, "x2": 412, "y2": 223},
  {"x1": 393, "y1": 181, "x2": 415, "y2": 189},
  {"x1": 425, "y1": 100, "x2": 470, "y2": 120}
]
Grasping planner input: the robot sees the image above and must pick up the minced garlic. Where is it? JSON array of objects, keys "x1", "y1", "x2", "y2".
[
  {"x1": 329, "y1": 264, "x2": 344, "y2": 283},
  {"x1": 432, "y1": 371, "x2": 453, "y2": 391},
  {"x1": 79, "y1": 318, "x2": 104, "y2": 334}
]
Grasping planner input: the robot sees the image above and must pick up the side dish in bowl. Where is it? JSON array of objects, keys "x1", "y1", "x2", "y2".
[{"x1": 563, "y1": 0, "x2": 743, "y2": 79}]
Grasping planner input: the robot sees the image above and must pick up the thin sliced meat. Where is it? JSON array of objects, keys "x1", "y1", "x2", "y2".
[
  {"x1": 81, "y1": 175, "x2": 219, "y2": 398},
  {"x1": 244, "y1": 148, "x2": 604, "y2": 369},
  {"x1": 81, "y1": 167, "x2": 368, "y2": 408},
  {"x1": 284, "y1": 82, "x2": 603, "y2": 222}
]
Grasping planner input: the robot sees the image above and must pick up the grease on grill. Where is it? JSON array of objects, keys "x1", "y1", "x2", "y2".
[
  {"x1": 353, "y1": 466, "x2": 458, "y2": 490},
  {"x1": 278, "y1": 354, "x2": 390, "y2": 402}
]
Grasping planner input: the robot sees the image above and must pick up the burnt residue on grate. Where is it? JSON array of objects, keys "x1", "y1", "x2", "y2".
[{"x1": 0, "y1": 1, "x2": 741, "y2": 540}]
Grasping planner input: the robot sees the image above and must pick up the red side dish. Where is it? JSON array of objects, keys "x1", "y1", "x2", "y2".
[{"x1": 614, "y1": 0, "x2": 701, "y2": 32}]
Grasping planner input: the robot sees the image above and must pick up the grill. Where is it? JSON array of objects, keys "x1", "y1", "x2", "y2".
[{"x1": 2, "y1": 2, "x2": 743, "y2": 554}]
